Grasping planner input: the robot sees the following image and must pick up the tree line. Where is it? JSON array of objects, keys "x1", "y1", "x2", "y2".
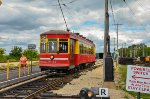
[
  {"x1": 0, "y1": 46, "x2": 39, "y2": 62},
  {"x1": 118, "y1": 43, "x2": 150, "y2": 58}
]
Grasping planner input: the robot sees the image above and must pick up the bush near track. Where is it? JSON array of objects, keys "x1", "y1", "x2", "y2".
[{"x1": 118, "y1": 57, "x2": 134, "y2": 65}]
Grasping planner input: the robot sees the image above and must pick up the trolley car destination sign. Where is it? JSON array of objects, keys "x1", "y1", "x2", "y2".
[{"x1": 126, "y1": 65, "x2": 150, "y2": 94}]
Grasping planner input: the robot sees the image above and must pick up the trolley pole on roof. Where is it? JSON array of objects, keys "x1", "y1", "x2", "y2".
[
  {"x1": 58, "y1": 0, "x2": 69, "y2": 31},
  {"x1": 103, "y1": 0, "x2": 114, "y2": 81}
]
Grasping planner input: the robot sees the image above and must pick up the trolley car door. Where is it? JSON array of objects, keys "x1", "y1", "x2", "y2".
[{"x1": 70, "y1": 39, "x2": 74, "y2": 65}]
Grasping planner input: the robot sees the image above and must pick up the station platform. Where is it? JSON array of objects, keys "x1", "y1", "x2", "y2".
[
  {"x1": 0, "y1": 66, "x2": 40, "y2": 82},
  {"x1": 0, "y1": 66, "x2": 42, "y2": 90}
]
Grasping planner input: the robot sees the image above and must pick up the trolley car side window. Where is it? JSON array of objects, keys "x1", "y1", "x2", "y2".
[
  {"x1": 48, "y1": 39, "x2": 57, "y2": 53},
  {"x1": 59, "y1": 39, "x2": 68, "y2": 53},
  {"x1": 40, "y1": 35, "x2": 46, "y2": 53},
  {"x1": 41, "y1": 43, "x2": 46, "y2": 52}
]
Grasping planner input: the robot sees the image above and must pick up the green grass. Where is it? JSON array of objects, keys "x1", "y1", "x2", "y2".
[{"x1": 118, "y1": 65, "x2": 150, "y2": 99}]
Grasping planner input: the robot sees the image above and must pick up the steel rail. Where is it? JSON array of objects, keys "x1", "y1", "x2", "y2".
[{"x1": 0, "y1": 75, "x2": 47, "y2": 93}]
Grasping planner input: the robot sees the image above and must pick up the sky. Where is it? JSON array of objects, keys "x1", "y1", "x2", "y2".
[{"x1": 0, "y1": 0, "x2": 150, "y2": 54}]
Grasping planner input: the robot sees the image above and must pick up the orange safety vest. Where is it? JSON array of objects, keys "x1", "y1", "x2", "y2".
[{"x1": 20, "y1": 56, "x2": 27, "y2": 65}]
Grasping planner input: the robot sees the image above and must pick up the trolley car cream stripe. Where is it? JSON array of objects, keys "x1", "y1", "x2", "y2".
[{"x1": 40, "y1": 58, "x2": 68, "y2": 60}]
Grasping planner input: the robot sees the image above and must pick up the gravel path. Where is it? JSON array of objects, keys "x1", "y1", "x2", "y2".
[
  {"x1": 52, "y1": 66, "x2": 103, "y2": 95},
  {"x1": 52, "y1": 60, "x2": 135, "y2": 99}
]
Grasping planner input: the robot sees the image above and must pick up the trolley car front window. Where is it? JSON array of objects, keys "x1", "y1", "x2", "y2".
[
  {"x1": 48, "y1": 39, "x2": 57, "y2": 53},
  {"x1": 59, "y1": 39, "x2": 68, "y2": 53}
]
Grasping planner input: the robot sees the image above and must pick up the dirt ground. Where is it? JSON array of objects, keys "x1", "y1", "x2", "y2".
[
  {"x1": 52, "y1": 60, "x2": 135, "y2": 99},
  {"x1": 52, "y1": 61, "x2": 103, "y2": 95}
]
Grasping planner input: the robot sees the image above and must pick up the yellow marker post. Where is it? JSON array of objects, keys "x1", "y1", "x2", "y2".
[
  {"x1": 18, "y1": 63, "x2": 21, "y2": 78},
  {"x1": 6, "y1": 60, "x2": 10, "y2": 80},
  {"x1": 27, "y1": 61, "x2": 30, "y2": 75}
]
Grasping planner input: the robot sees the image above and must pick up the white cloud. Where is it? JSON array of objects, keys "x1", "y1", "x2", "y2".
[{"x1": 0, "y1": 0, "x2": 150, "y2": 54}]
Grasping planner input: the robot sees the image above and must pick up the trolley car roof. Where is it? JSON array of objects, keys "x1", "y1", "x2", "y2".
[
  {"x1": 41, "y1": 30, "x2": 70, "y2": 35},
  {"x1": 41, "y1": 30, "x2": 95, "y2": 46}
]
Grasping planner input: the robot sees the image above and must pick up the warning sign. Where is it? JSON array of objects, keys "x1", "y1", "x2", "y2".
[{"x1": 126, "y1": 65, "x2": 150, "y2": 94}]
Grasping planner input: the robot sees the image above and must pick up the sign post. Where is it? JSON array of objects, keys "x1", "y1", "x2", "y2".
[
  {"x1": 126, "y1": 65, "x2": 150, "y2": 98},
  {"x1": 137, "y1": 92, "x2": 140, "y2": 99},
  {"x1": 28, "y1": 44, "x2": 36, "y2": 73}
]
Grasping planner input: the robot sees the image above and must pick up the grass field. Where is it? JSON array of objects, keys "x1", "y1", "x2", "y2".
[{"x1": 118, "y1": 65, "x2": 150, "y2": 99}]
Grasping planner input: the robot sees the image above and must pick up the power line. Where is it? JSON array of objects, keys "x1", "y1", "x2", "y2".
[
  {"x1": 134, "y1": 0, "x2": 144, "y2": 9},
  {"x1": 123, "y1": 0, "x2": 135, "y2": 15},
  {"x1": 113, "y1": 23, "x2": 122, "y2": 51},
  {"x1": 109, "y1": 0, "x2": 116, "y2": 30},
  {"x1": 122, "y1": 0, "x2": 150, "y2": 35}
]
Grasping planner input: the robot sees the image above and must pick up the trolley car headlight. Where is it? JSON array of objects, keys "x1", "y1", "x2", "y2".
[
  {"x1": 87, "y1": 91, "x2": 92, "y2": 97},
  {"x1": 50, "y1": 55, "x2": 54, "y2": 60}
]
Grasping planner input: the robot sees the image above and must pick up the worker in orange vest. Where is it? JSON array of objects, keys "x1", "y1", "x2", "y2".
[{"x1": 20, "y1": 53, "x2": 27, "y2": 75}]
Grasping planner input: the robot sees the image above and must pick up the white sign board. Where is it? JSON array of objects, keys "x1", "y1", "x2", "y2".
[
  {"x1": 126, "y1": 65, "x2": 150, "y2": 94},
  {"x1": 28, "y1": 44, "x2": 36, "y2": 49}
]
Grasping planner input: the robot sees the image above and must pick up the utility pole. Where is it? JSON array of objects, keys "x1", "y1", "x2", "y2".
[
  {"x1": 133, "y1": 47, "x2": 136, "y2": 58},
  {"x1": 125, "y1": 43, "x2": 126, "y2": 57},
  {"x1": 104, "y1": 0, "x2": 109, "y2": 58},
  {"x1": 114, "y1": 38, "x2": 116, "y2": 51},
  {"x1": 143, "y1": 44, "x2": 145, "y2": 57},
  {"x1": 122, "y1": 43, "x2": 123, "y2": 57},
  {"x1": 130, "y1": 48, "x2": 132, "y2": 57},
  {"x1": 103, "y1": 0, "x2": 108, "y2": 81},
  {"x1": 113, "y1": 23, "x2": 122, "y2": 51},
  {"x1": 135, "y1": 45, "x2": 137, "y2": 58},
  {"x1": 104, "y1": 0, "x2": 114, "y2": 81}
]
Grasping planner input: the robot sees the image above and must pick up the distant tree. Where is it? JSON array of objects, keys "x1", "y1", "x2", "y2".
[
  {"x1": 0, "y1": 48, "x2": 5, "y2": 55},
  {"x1": 9, "y1": 46, "x2": 22, "y2": 60},
  {"x1": 0, "y1": 48, "x2": 6, "y2": 62},
  {"x1": 128, "y1": 43, "x2": 147, "y2": 49},
  {"x1": 24, "y1": 49, "x2": 39, "y2": 60},
  {"x1": 119, "y1": 43, "x2": 149, "y2": 57}
]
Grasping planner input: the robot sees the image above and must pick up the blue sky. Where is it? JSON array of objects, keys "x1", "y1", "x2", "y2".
[{"x1": 0, "y1": 0, "x2": 150, "y2": 54}]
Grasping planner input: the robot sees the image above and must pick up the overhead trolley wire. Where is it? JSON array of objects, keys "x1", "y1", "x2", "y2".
[
  {"x1": 109, "y1": 0, "x2": 117, "y2": 30},
  {"x1": 52, "y1": 0, "x2": 79, "y2": 6}
]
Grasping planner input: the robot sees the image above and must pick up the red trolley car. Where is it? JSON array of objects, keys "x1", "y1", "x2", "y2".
[{"x1": 39, "y1": 30, "x2": 96, "y2": 73}]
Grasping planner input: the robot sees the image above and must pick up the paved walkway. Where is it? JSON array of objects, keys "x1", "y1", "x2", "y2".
[{"x1": 103, "y1": 81, "x2": 134, "y2": 99}]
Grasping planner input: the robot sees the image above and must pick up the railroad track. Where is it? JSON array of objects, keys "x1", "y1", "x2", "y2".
[{"x1": 0, "y1": 60, "x2": 102, "y2": 99}]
